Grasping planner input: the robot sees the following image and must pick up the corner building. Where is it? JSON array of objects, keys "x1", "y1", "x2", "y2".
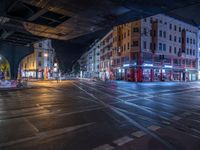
[{"x1": 112, "y1": 14, "x2": 199, "y2": 82}]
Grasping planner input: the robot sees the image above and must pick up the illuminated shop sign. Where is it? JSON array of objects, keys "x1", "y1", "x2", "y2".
[
  {"x1": 143, "y1": 63, "x2": 153, "y2": 67},
  {"x1": 123, "y1": 63, "x2": 136, "y2": 67},
  {"x1": 164, "y1": 65, "x2": 173, "y2": 68}
]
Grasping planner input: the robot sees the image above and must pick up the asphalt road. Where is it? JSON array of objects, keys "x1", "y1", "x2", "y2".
[{"x1": 0, "y1": 80, "x2": 200, "y2": 150}]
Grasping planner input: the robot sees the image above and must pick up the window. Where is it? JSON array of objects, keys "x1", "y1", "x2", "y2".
[
  {"x1": 163, "y1": 31, "x2": 166, "y2": 38},
  {"x1": 193, "y1": 39, "x2": 195, "y2": 44},
  {"x1": 38, "y1": 61, "x2": 42, "y2": 67},
  {"x1": 179, "y1": 37, "x2": 181, "y2": 43},
  {"x1": 150, "y1": 43, "x2": 152, "y2": 50},
  {"x1": 143, "y1": 28, "x2": 147, "y2": 36},
  {"x1": 143, "y1": 41, "x2": 146, "y2": 49},
  {"x1": 163, "y1": 44, "x2": 166, "y2": 51},
  {"x1": 187, "y1": 38, "x2": 189, "y2": 43},
  {"x1": 150, "y1": 17, "x2": 153, "y2": 23},
  {"x1": 174, "y1": 25, "x2": 176, "y2": 31},
  {"x1": 190, "y1": 49, "x2": 192, "y2": 55},
  {"x1": 124, "y1": 44, "x2": 126, "y2": 51},
  {"x1": 38, "y1": 52, "x2": 42, "y2": 57},
  {"x1": 190, "y1": 39, "x2": 192, "y2": 44},
  {"x1": 150, "y1": 30, "x2": 152, "y2": 36},
  {"x1": 193, "y1": 50, "x2": 195, "y2": 56},
  {"x1": 133, "y1": 28, "x2": 139, "y2": 32},
  {"x1": 169, "y1": 35, "x2": 172, "y2": 41},
  {"x1": 187, "y1": 48, "x2": 189, "y2": 55},
  {"x1": 124, "y1": 32, "x2": 126, "y2": 38},
  {"x1": 127, "y1": 42, "x2": 130, "y2": 49},
  {"x1": 159, "y1": 30, "x2": 162, "y2": 37},
  {"x1": 132, "y1": 41, "x2": 138, "y2": 47},
  {"x1": 174, "y1": 36, "x2": 176, "y2": 42},
  {"x1": 160, "y1": 20, "x2": 162, "y2": 23},
  {"x1": 169, "y1": 46, "x2": 172, "y2": 53},
  {"x1": 169, "y1": 24, "x2": 172, "y2": 29},
  {"x1": 39, "y1": 43, "x2": 42, "y2": 47},
  {"x1": 179, "y1": 27, "x2": 181, "y2": 32},
  {"x1": 174, "y1": 47, "x2": 176, "y2": 54},
  {"x1": 128, "y1": 30, "x2": 130, "y2": 36},
  {"x1": 159, "y1": 43, "x2": 162, "y2": 51}
]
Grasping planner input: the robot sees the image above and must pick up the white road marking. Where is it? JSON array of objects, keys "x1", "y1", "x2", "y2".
[
  {"x1": 24, "y1": 118, "x2": 39, "y2": 133},
  {"x1": 131, "y1": 131, "x2": 146, "y2": 138},
  {"x1": 172, "y1": 116, "x2": 182, "y2": 121},
  {"x1": 0, "y1": 122, "x2": 95, "y2": 148},
  {"x1": 148, "y1": 125, "x2": 161, "y2": 131},
  {"x1": 0, "y1": 136, "x2": 37, "y2": 148},
  {"x1": 59, "y1": 106, "x2": 104, "y2": 117},
  {"x1": 113, "y1": 136, "x2": 134, "y2": 146},
  {"x1": 38, "y1": 122, "x2": 95, "y2": 138},
  {"x1": 93, "y1": 144, "x2": 114, "y2": 150},
  {"x1": 161, "y1": 121, "x2": 171, "y2": 125}
]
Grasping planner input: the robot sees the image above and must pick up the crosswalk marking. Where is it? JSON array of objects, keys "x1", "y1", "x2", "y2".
[
  {"x1": 93, "y1": 144, "x2": 114, "y2": 150},
  {"x1": 113, "y1": 136, "x2": 134, "y2": 146},
  {"x1": 148, "y1": 125, "x2": 161, "y2": 131},
  {"x1": 131, "y1": 131, "x2": 146, "y2": 138}
]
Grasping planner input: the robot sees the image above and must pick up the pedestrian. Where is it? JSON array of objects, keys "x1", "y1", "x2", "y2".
[{"x1": 56, "y1": 76, "x2": 59, "y2": 83}]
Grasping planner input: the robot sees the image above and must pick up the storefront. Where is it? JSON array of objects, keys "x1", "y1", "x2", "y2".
[
  {"x1": 198, "y1": 71, "x2": 200, "y2": 80},
  {"x1": 186, "y1": 69, "x2": 197, "y2": 81}
]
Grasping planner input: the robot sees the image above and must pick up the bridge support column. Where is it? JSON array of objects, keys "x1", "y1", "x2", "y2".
[{"x1": 0, "y1": 41, "x2": 34, "y2": 79}]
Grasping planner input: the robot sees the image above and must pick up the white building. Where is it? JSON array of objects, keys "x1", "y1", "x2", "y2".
[
  {"x1": 20, "y1": 39, "x2": 55, "y2": 79},
  {"x1": 78, "y1": 40, "x2": 100, "y2": 78},
  {"x1": 198, "y1": 29, "x2": 200, "y2": 80},
  {"x1": 140, "y1": 14, "x2": 198, "y2": 81},
  {"x1": 99, "y1": 30, "x2": 113, "y2": 80},
  {"x1": 78, "y1": 51, "x2": 88, "y2": 78}
]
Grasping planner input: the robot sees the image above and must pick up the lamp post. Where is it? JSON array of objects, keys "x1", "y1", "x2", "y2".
[{"x1": 44, "y1": 52, "x2": 48, "y2": 80}]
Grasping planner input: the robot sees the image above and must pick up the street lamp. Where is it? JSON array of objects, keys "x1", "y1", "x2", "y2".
[{"x1": 44, "y1": 53, "x2": 48, "y2": 57}]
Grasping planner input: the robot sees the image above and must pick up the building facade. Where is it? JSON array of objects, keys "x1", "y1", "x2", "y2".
[
  {"x1": 78, "y1": 40, "x2": 100, "y2": 78},
  {"x1": 99, "y1": 30, "x2": 113, "y2": 80},
  {"x1": 198, "y1": 29, "x2": 200, "y2": 80},
  {"x1": 78, "y1": 14, "x2": 199, "y2": 82},
  {"x1": 112, "y1": 14, "x2": 199, "y2": 82},
  {"x1": 19, "y1": 39, "x2": 55, "y2": 79}
]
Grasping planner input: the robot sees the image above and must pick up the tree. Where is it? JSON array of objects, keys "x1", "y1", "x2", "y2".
[
  {"x1": 73, "y1": 62, "x2": 80, "y2": 75},
  {"x1": 1, "y1": 58, "x2": 10, "y2": 79}
]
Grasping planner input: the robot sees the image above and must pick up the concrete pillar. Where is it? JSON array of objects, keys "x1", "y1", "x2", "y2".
[
  {"x1": 0, "y1": 41, "x2": 34, "y2": 79},
  {"x1": 150, "y1": 69, "x2": 154, "y2": 82}
]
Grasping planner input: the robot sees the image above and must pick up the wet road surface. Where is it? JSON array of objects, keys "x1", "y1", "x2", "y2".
[{"x1": 0, "y1": 80, "x2": 200, "y2": 150}]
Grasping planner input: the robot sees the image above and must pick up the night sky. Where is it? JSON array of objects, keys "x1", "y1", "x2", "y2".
[{"x1": 51, "y1": 29, "x2": 110, "y2": 73}]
